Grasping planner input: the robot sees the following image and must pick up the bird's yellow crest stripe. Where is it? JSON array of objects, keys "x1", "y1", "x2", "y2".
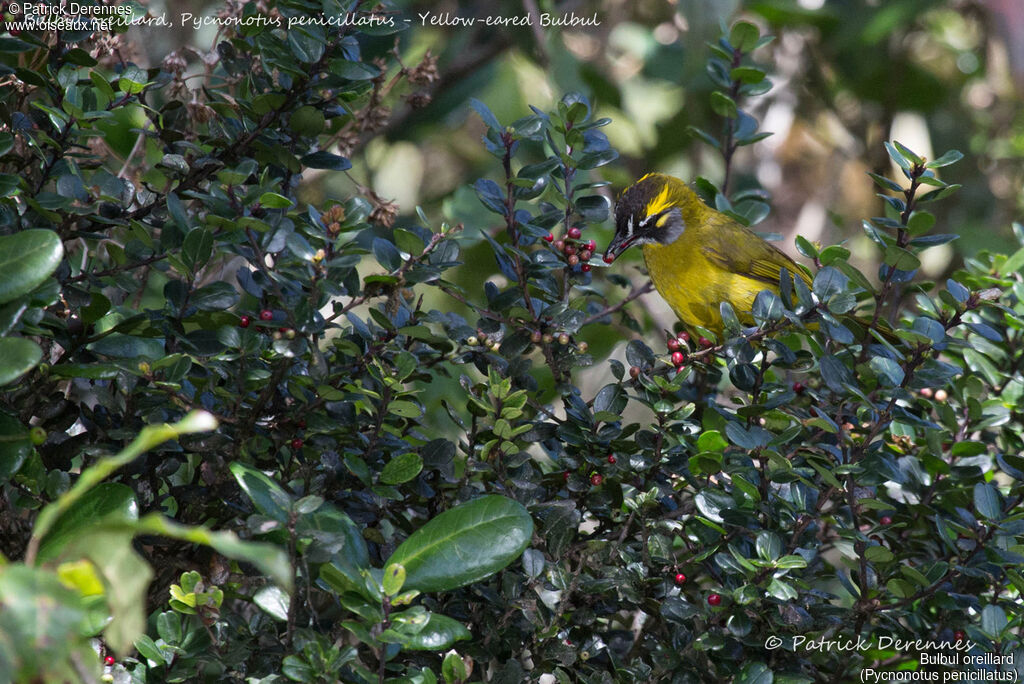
[{"x1": 638, "y1": 174, "x2": 675, "y2": 218}]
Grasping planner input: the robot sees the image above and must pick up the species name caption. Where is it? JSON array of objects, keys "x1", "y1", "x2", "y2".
[{"x1": 3, "y1": 5, "x2": 601, "y2": 30}]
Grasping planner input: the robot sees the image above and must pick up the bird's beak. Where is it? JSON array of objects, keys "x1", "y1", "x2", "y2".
[{"x1": 603, "y1": 231, "x2": 636, "y2": 262}]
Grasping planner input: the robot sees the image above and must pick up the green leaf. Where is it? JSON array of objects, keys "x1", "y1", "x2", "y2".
[
  {"x1": 301, "y1": 151, "x2": 352, "y2": 170},
  {"x1": 386, "y1": 495, "x2": 533, "y2": 592},
  {"x1": 36, "y1": 483, "x2": 137, "y2": 564},
  {"x1": 973, "y1": 482, "x2": 1001, "y2": 520},
  {"x1": 0, "y1": 337, "x2": 43, "y2": 386},
  {"x1": 373, "y1": 238, "x2": 403, "y2": 271},
  {"x1": 0, "y1": 230, "x2": 63, "y2": 305},
  {"x1": 981, "y1": 605, "x2": 1007, "y2": 638},
  {"x1": 697, "y1": 430, "x2": 728, "y2": 452},
  {"x1": 389, "y1": 400, "x2": 423, "y2": 418},
  {"x1": 730, "y1": 67, "x2": 765, "y2": 84},
  {"x1": 865, "y1": 546, "x2": 894, "y2": 563},
  {"x1": 118, "y1": 65, "x2": 149, "y2": 94},
  {"x1": 710, "y1": 92, "x2": 738, "y2": 119},
  {"x1": 917, "y1": 184, "x2": 961, "y2": 203},
  {"x1": 892, "y1": 140, "x2": 923, "y2": 165},
  {"x1": 884, "y1": 141, "x2": 911, "y2": 171},
  {"x1": 0, "y1": 411, "x2": 32, "y2": 482},
  {"x1": 0, "y1": 565, "x2": 93, "y2": 674},
  {"x1": 229, "y1": 462, "x2": 292, "y2": 523},
  {"x1": 695, "y1": 489, "x2": 732, "y2": 523},
  {"x1": 381, "y1": 453, "x2": 423, "y2": 485},
  {"x1": 756, "y1": 531, "x2": 782, "y2": 561},
  {"x1": 869, "y1": 357, "x2": 905, "y2": 388},
  {"x1": 925, "y1": 149, "x2": 963, "y2": 168},
  {"x1": 401, "y1": 613, "x2": 471, "y2": 651},
  {"x1": 867, "y1": 172, "x2": 902, "y2": 192},
  {"x1": 470, "y1": 98, "x2": 502, "y2": 131},
  {"x1": 383, "y1": 563, "x2": 406, "y2": 597},
  {"x1": 190, "y1": 282, "x2": 239, "y2": 311},
  {"x1": 883, "y1": 245, "x2": 921, "y2": 271},
  {"x1": 257, "y1": 192, "x2": 293, "y2": 209},
  {"x1": 735, "y1": 661, "x2": 774, "y2": 684},
  {"x1": 331, "y1": 59, "x2": 381, "y2": 80},
  {"x1": 729, "y1": 21, "x2": 760, "y2": 52},
  {"x1": 253, "y1": 585, "x2": 289, "y2": 621},
  {"x1": 443, "y1": 650, "x2": 469, "y2": 682}
]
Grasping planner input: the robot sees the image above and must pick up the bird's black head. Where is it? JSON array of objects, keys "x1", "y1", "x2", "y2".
[{"x1": 604, "y1": 173, "x2": 687, "y2": 261}]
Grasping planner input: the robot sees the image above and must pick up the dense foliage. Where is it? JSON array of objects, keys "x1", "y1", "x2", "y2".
[{"x1": 1, "y1": 1, "x2": 1023, "y2": 683}]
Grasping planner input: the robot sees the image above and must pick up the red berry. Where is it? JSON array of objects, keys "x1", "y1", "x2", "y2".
[
  {"x1": 671, "y1": 351, "x2": 685, "y2": 365},
  {"x1": 581, "y1": 263, "x2": 591, "y2": 273},
  {"x1": 585, "y1": 239, "x2": 596, "y2": 252},
  {"x1": 674, "y1": 573, "x2": 687, "y2": 585},
  {"x1": 880, "y1": 516, "x2": 893, "y2": 525},
  {"x1": 954, "y1": 630, "x2": 966, "y2": 642},
  {"x1": 678, "y1": 331, "x2": 690, "y2": 342},
  {"x1": 564, "y1": 244, "x2": 576, "y2": 256},
  {"x1": 290, "y1": 438, "x2": 303, "y2": 449},
  {"x1": 793, "y1": 381, "x2": 805, "y2": 394},
  {"x1": 607, "y1": 454, "x2": 616, "y2": 464},
  {"x1": 698, "y1": 337, "x2": 712, "y2": 349},
  {"x1": 603, "y1": 254, "x2": 615, "y2": 264},
  {"x1": 579, "y1": 250, "x2": 592, "y2": 261},
  {"x1": 296, "y1": 419, "x2": 307, "y2": 429},
  {"x1": 667, "y1": 337, "x2": 680, "y2": 352},
  {"x1": 259, "y1": 309, "x2": 273, "y2": 321},
  {"x1": 590, "y1": 473, "x2": 603, "y2": 486},
  {"x1": 567, "y1": 226, "x2": 582, "y2": 239},
  {"x1": 563, "y1": 471, "x2": 570, "y2": 482},
  {"x1": 104, "y1": 656, "x2": 115, "y2": 666},
  {"x1": 543, "y1": 233, "x2": 554, "y2": 242},
  {"x1": 239, "y1": 315, "x2": 251, "y2": 328},
  {"x1": 707, "y1": 593, "x2": 722, "y2": 606},
  {"x1": 628, "y1": 366, "x2": 640, "y2": 379}
]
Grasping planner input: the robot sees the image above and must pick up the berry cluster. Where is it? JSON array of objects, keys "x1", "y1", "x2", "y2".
[
  {"x1": 468, "y1": 327, "x2": 589, "y2": 355},
  {"x1": 545, "y1": 226, "x2": 598, "y2": 273},
  {"x1": 663, "y1": 332, "x2": 713, "y2": 373},
  {"x1": 238, "y1": 310, "x2": 297, "y2": 340}
]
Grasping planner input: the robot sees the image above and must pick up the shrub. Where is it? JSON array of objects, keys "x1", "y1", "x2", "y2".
[{"x1": 1, "y1": 7, "x2": 1022, "y2": 684}]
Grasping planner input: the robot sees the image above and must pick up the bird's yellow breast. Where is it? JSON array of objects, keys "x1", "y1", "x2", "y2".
[{"x1": 642, "y1": 237, "x2": 766, "y2": 334}]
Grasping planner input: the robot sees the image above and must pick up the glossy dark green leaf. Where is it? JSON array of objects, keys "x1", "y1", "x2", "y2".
[
  {"x1": 386, "y1": 495, "x2": 532, "y2": 592},
  {"x1": 0, "y1": 337, "x2": 43, "y2": 386},
  {"x1": 0, "y1": 230, "x2": 63, "y2": 305},
  {"x1": 373, "y1": 238, "x2": 403, "y2": 272},
  {"x1": 869, "y1": 357, "x2": 905, "y2": 387},
  {"x1": 381, "y1": 452, "x2": 423, "y2": 485},
  {"x1": 973, "y1": 482, "x2": 1001, "y2": 520},
  {"x1": 301, "y1": 151, "x2": 352, "y2": 170},
  {"x1": 735, "y1": 661, "x2": 774, "y2": 684},
  {"x1": 400, "y1": 613, "x2": 471, "y2": 651},
  {"x1": 36, "y1": 483, "x2": 137, "y2": 563},
  {"x1": 190, "y1": 282, "x2": 239, "y2": 311},
  {"x1": 229, "y1": 462, "x2": 292, "y2": 523},
  {"x1": 0, "y1": 411, "x2": 32, "y2": 482}
]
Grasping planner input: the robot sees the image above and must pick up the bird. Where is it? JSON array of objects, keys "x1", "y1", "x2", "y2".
[{"x1": 603, "y1": 173, "x2": 815, "y2": 337}]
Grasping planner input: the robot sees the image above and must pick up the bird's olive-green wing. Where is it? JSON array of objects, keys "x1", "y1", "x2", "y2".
[{"x1": 698, "y1": 212, "x2": 813, "y2": 287}]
